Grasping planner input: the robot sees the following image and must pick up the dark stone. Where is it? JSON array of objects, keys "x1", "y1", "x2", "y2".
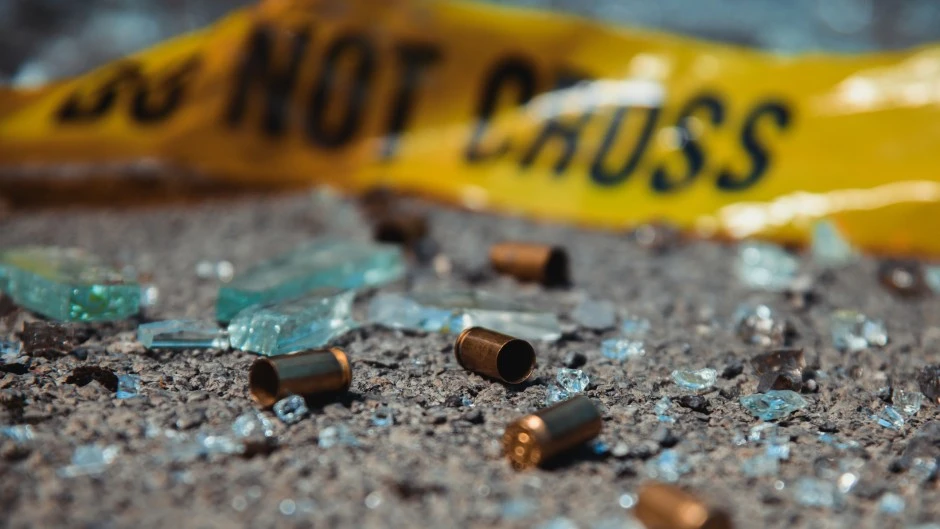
[
  {"x1": 918, "y1": 365, "x2": 940, "y2": 406},
  {"x1": 677, "y1": 395, "x2": 710, "y2": 414},
  {"x1": 430, "y1": 413, "x2": 447, "y2": 425},
  {"x1": 756, "y1": 371, "x2": 803, "y2": 393},
  {"x1": 443, "y1": 395, "x2": 465, "y2": 408},
  {"x1": 65, "y1": 366, "x2": 118, "y2": 392},
  {"x1": 563, "y1": 351, "x2": 587, "y2": 369},
  {"x1": 652, "y1": 427, "x2": 680, "y2": 448},
  {"x1": 849, "y1": 366, "x2": 864, "y2": 380},
  {"x1": 628, "y1": 440, "x2": 660, "y2": 460},
  {"x1": 877, "y1": 259, "x2": 929, "y2": 298},
  {"x1": 69, "y1": 347, "x2": 92, "y2": 361},
  {"x1": 19, "y1": 322, "x2": 90, "y2": 358},
  {"x1": 899, "y1": 421, "x2": 940, "y2": 475},
  {"x1": 750, "y1": 349, "x2": 805, "y2": 376},
  {"x1": 719, "y1": 387, "x2": 741, "y2": 400},
  {"x1": 785, "y1": 290, "x2": 816, "y2": 311},
  {"x1": 802, "y1": 379, "x2": 818, "y2": 393},
  {"x1": 0, "y1": 355, "x2": 30, "y2": 375},
  {"x1": 818, "y1": 422, "x2": 839, "y2": 433},
  {"x1": 613, "y1": 461, "x2": 638, "y2": 478},
  {"x1": 461, "y1": 409, "x2": 484, "y2": 424},
  {"x1": 721, "y1": 361, "x2": 744, "y2": 380}
]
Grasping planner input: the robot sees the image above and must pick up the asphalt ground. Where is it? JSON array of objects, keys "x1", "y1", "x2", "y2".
[{"x1": 0, "y1": 190, "x2": 938, "y2": 529}]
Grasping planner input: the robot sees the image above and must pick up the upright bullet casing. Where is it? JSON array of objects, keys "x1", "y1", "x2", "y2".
[
  {"x1": 454, "y1": 327, "x2": 536, "y2": 384},
  {"x1": 249, "y1": 347, "x2": 352, "y2": 407},
  {"x1": 635, "y1": 482, "x2": 733, "y2": 529},
  {"x1": 503, "y1": 395, "x2": 602, "y2": 469},
  {"x1": 489, "y1": 242, "x2": 569, "y2": 287}
]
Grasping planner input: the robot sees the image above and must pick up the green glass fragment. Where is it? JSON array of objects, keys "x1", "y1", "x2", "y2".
[
  {"x1": 216, "y1": 238, "x2": 404, "y2": 322},
  {"x1": 227, "y1": 289, "x2": 356, "y2": 356},
  {"x1": 0, "y1": 247, "x2": 140, "y2": 322}
]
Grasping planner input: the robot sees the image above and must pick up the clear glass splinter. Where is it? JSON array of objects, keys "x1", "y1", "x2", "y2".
[
  {"x1": 0, "y1": 246, "x2": 140, "y2": 322},
  {"x1": 137, "y1": 320, "x2": 229, "y2": 349},
  {"x1": 228, "y1": 289, "x2": 356, "y2": 356},
  {"x1": 216, "y1": 238, "x2": 404, "y2": 322}
]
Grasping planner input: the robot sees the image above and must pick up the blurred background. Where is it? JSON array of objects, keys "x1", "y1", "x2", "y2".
[{"x1": 3, "y1": 0, "x2": 940, "y2": 86}]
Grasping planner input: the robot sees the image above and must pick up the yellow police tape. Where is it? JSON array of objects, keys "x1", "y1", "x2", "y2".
[{"x1": 2, "y1": 0, "x2": 940, "y2": 255}]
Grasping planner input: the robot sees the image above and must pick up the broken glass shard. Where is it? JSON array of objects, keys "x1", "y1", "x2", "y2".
[
  {"x1": 556, "y1": 368, "x2": 589, "y2": 393},
  {"x1": 740, "y1": 390, "x2": 807, "y2": 421},
  {"x1": 545, "y1": 384, "x2": 569, "y2": 405},
  {"x1": 0, "y1": 425, "x2": 34, "y2": 444},
  {"x1": 371, "y1": 407, "x2": 393, "y2": 427},
  {"x1": 621, "y1": 317, "x2": 651, "y2": 338},
  {"x1": 894, "y1": 390, "x2": 924, "y2": 416},
  {"x1": 926, "y1": 266, "x2": 940, "y2": 294},
  {"x1": 872, "y1": 406, "x2": 905, "y2": 431},
  {"x1": 733, "y1": 304, "x2": 788, "y2": 347},
  {"x1": 811, "y1": 220, "x2": 857, "y2": 268},
  {"x1": 217, "y1": 238, "x2": 404, "y2": 322},
  {"x1": 232, "y1": 412, "x2": 275, "y2": 441},
  {"x1": 500, "y1": 498, "x2": 536, "y2": 520},
  {"x1": 366, "y1": 293, "x2": 452, "y2": 333},
  {"x1": 0, "y1": 246, "x2": 140, "y2": 322},
  {"x1": 601, "y1": 339, "x2": 645, "y2": 361},
  {"x1": 645, "y1": 449, "x2": 691, "y2": 482},
  {"x1": 273, "y1": 395, "x2": 309, "y2": 425},
  {"x1": 737, "y1": 242, "x2": 800, "y2": 291},
  {"x1": 877, "y1": 493, "x2": 905, "y2": 516},
  {"x1": 590, "y1": 439, "x2": 609, "y2": 455},
  {"x1": 58, "y1": 444, "x2": 119, "y2": 478},
  {"x1": 199, "y1": 433, "x2": 243, "y2": 456},
  {"x1": 318, "y1": 424, "x2": 359, "y2": 448},
  {"x1": 671, "y1": 368, "x2": 717, "y2": 391},
  {"x1": 137, "y1": 320, "x2": 229, "y2": 349},
  {"x1": 742, "y1": 453, "x2": 779, "y2": 477},
  {"x1": 766, "y1": 435, "x2": 791, "y2": 460},
  {"x1": 571, "y1": 298, "x2": 616, "y2": 330},
  {"x1": 0, "y1": 340, "x2": 22, "y2": 356},
  {"x1": 793, "y1": 477, "x2": 839, "y2": 508},
  {"x1": 426, "y1": 291, "x2": 561, "y2": 341},
  {"x1": 654, "y1": 396, "x2": 675, "y2": 423},
  {"x1": 830, "y1": 310, "x2": 887, "y2": 352},
  {"x1": 814, "y1": 457, "x2": 864, "y2": 494},
  {"x1": 139, "y1": 284, "x2": 159, "y2": 308},
  {"x1": 817, "y1": 433, "x2": 860, "y2": 451},
  {"x1": 227, "y1": 289, "x2": 356, "y2": 356},
  {"x1": 116, "y1": 374, "x2": 140, "y2": 399},
  {"x1": 747, "y1": 423, "x2": 776, "y2": 443},
  {"x1": 368, "y1": 290, "x2": 561, "y2": 341}
]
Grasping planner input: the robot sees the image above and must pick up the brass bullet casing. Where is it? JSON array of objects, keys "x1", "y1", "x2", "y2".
[
  {"x1": 454, "y1": 327, "x2": 536, "y2": 384},
  {"x1": 489, "y1": 242, "x2": 570, "y2": 287},
  {"x1": 635, "y1": 482, "x2": 733, "y2": 529},
  {"x1": 373, "y1": 213, "x2": 429, "y2": 247},
  {"x1": 249, "y1": 347, "x2": 352, "y2": 408},
  {"x1": 502, "y1": 395, "x2": 602, "y2": 470}
]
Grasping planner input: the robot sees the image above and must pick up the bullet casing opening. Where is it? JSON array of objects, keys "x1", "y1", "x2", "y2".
[
  {"x1": 249, "y1": 347, "x2": 352, "y2": 408},
  {"x1": 489, "y1": 242, "x2": 569, "y2": 287},
  {"x1": 454, "y1": 327, "x2": 536, "y2": 384},
  {"x1": 636, "y1": 482, "x2": 733, "y2": 529},
  {"x1": 502, "y1": 395, "x2": 602, "y2": 469}
]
